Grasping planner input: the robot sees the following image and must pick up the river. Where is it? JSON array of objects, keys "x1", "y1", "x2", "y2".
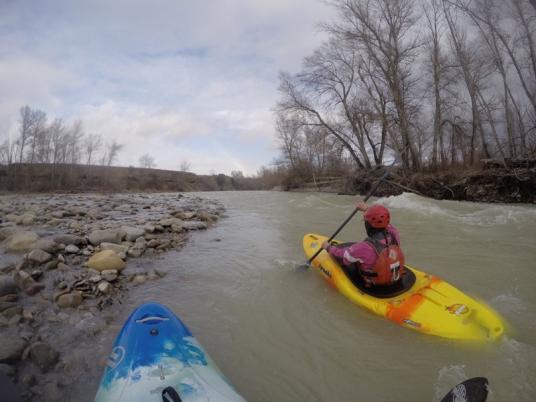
[{"x1": 70, "y1": 191, "x2": 535, "y2": 401}]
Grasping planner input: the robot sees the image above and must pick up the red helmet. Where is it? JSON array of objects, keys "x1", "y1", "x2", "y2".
[{"x1": 364, "y1": 205, "x2": 390, "y2": 228}]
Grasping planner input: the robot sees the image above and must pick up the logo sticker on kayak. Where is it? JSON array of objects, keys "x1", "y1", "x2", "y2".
[
  {"x1": 445, "y1": 304, "x2": 469, "y2": 316},
  {"x1": 403, "y1": 318, "x2": 422, "y2": 328},
  {"x1": 451, "y1": 384, "x2": 467, "y2": 401},
  {"x1": 310, "y1": 242, "x2": 318, "y2": 249},
  {"x1": 318, "y1": 264, "x2": 332, "y2": 279},
  {"x1": 105, "y1": 346, "x2": 125, "y2": 374}
]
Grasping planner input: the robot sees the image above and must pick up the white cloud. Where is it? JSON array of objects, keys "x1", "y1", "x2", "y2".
[{"x1": 0, "y1": 0, "x2": 333, "y2": 175}]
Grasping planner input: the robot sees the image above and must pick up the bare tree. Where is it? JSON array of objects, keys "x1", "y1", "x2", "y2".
[
  {"x1": 48, "y1": 118, "x2": 67, "y2": 164},
  {"x1": 179, "y1": 160, "x2": 191, "y2": 172},
  {"x1": 27, "y1": 110, "x2": 47, "y2": 163},
  {"x1": 275, "y1": 69, "x2": 365, "y2": 170},
  {"x1": 18, "y1": 106, "x2": 36, "y2": 163},
  {"x1": 299, "y1": 37, "x2": 373, "y2": 168},
  {"x1": 274, "y1": 112, "x2": 351, "y2": 180},
  {"x1": 139, "y1": 154, "x2": 157, "y2": 169},
  {"x1": 34, "y1": 123, "x2": 52, "y2": 163},
  {"x1": 422, "y1": 0, "x2": 450, "y2": 170},
  {"x1": 270, "y1": 0, "x2": 536, "y2": 177},
  {"x1": 276, "y1": 0, "x2": 424, "y2": 171},
  {"x1": 104, "y1": 139, "x2": 124, "y2": 166},
  {"x1": 84, "y1": 133, "x2": 103, "y2": 165},
  {"x1": 0, "y1": 137, "x2": 16, "y2": 165},
  {"x1": 448, "y1": 0, "x2": 536, "y2": 158},
  {"x1": 231, "y1": 171, "x2": 244, "y2": 179},
  {"x1": 274, "y1": 114, "x2": 305, "y2": 174},
  {"x1": 443, "y1": 1, "x2": 493, "y2": 165},
  {"x1": 66, "y1": 119, "x2": 85, "y2": 164},
  {"x1": 324, "y1": 0, "x2": 424, "y2": 169},
  {"x1": 230, "y1": 170, "x2": 244, "y2": 189}
]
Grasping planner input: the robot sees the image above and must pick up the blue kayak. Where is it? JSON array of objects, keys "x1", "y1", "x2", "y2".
[{"x1": 94, "y1": 302, "x2": 246, "y2": 402}]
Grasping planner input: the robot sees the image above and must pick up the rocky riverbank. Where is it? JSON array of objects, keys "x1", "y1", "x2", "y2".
[{"x1": 0, "y1": 192, "x2": 226, "y2": 401}]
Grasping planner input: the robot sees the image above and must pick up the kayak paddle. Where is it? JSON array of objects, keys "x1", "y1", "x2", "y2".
[
  {"x1": 295, "y1": 148, "x2": 405, "y2": 271},
  {"x1": 440, "y1": 377, "x2": 489, "y2": 402}
]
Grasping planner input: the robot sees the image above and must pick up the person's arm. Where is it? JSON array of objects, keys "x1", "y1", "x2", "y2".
[
  {"x1": 321, "y1": 199, "x2": 368, "y2": 253},
  {"x1": 356, "y1": 200, "x2": 368, "y2": 212},
  {"x1": 323, "y1": 240, "x2": 369, "y2": 267},
  {"x1": 321, "y1": 240, "x2": 346, "y2": 259}
]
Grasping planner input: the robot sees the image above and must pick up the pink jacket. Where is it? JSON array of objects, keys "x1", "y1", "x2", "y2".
[{"x1": 327, "y1": 224, "x2": 401, "y2": 271}]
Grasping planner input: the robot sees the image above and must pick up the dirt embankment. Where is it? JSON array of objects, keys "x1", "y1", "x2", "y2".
[
  {"x1": 1, "y1": 160, "x2": 535, "y2": 204},
  {"x1": 0, "y1": 164, "x2": 237, "y2": 193},
  {"x1": 341, "y1": 161, "x2": 536, "y2": 204}
]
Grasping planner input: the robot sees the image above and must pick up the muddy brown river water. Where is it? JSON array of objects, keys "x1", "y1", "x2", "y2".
[{"x1": 2, "y1": 191, "x2": 535, "y2": 401}]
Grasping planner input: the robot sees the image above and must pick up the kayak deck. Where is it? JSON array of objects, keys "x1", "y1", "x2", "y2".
[
  {"x1": 94, "y1": 303, "x2": 246, "y2": 402},
  {"x1": 303, "y1": 233, "x2": 504, "y2": 341}
]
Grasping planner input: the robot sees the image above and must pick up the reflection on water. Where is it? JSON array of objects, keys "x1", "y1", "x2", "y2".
[{"x1": 66, "y1": 191, "x2": 535, "y2": 401}]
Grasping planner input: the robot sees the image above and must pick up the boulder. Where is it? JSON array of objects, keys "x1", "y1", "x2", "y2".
[
  {"x1": 21, "y1": 216, "x2": 35, "y2": 226},
  {"x1": 29, "y1": 342, "x2": 59, "y2": 372},
  {"x1": 98, "y1": 282, "x2": 114, "y2": 294},
  {"x1": 71, "y1": 206, "x2": 87, "y2": 216},
  {"x1": 173, "y1": 211, "x2": 196, "y2": 219},
  {"x1": 56, "y1": 293, "x2": 83, "y2": 308},
  {"x1": 158, "y1": 218, "x2": 185, "y2": 228},
  {"x1": 53, "y1": 234, "x2": 85, "y2": 246},
  {"x1": 126, "y1": 242, "x2": 146, "y2": 259},
  {"x1": 0, "y1": 276, "x2": 17, "y2": 298},
  {"x1": 0, "y1": 301, "x2": 19, "y2": 313},
  {"x1": 185, "y1": 221, "x2": 207, "y2": 230},
  {"x1": 1, "y1": 231, "x2": 40, "y2": 252},
  {"x1": 27, "y1": 249, "x2": 53, "y2": 264},
  {"x1": 5, "y1": 215, "x2": 22, "y2": 224},
  {"x1": 28, "y1": 240, "x2": 59, "y2": 254},
  {"x1": 120, "y1": 226, "x2": 145, "y2": 242},
  {"x1": 198, "y1": 211, "x2": 218, "y2": 222},
  {"x1": 0, "y1": 227, "x2": 21, "y2": 241},
  {"x1": 88, "y1": 229, "x2": 122, "y2": 246},
  {"x1": 87, "y1": 250, "x2": 126, "y2": 272},
  {"x1": 64, "y1": 244, "x2": 80, "y2": 254},
  {"x1": 0, "y1": 333, "x2": 27, "y2": 363}
]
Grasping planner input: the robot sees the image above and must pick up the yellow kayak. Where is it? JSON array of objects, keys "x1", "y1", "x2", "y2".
[{"x1": 303, "y1": 233, "x2": 504, "y2": 341}]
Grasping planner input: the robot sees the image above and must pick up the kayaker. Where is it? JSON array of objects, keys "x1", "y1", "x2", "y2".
[{"x1": 320, "y1": 200, "x2": 405, "y2": 286}]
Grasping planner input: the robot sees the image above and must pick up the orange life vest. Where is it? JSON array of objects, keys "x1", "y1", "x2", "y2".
[{"x1": 358, "y1": 233, "x2": 405, "y2": 286}]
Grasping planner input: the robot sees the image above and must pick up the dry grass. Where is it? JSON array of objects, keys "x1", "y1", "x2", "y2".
[{"x1": 0, "y1": 163, "x2": 234, "y2": 193}]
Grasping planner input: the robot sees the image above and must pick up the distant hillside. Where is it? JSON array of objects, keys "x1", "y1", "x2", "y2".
[{"x1": 0, "y1": 163, "x2": 237, "y2": 193}]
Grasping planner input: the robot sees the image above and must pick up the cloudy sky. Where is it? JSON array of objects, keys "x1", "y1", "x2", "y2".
[{"x1": 0, "y1": 0, "x2": 334, "y2": 176}]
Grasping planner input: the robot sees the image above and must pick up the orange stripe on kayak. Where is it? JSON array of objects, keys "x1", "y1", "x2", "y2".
[
  {"x1": 386, "y1": 293, "x2": 425, "y2": 324},
  {"x1": 385, "y1": 276, "x2": 442, "y2": 326},
  {"x1": 425, "y1": 276, "x2": 443, "y2": 287}
]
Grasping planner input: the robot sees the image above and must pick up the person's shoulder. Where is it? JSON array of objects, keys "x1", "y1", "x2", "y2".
[
  {"x1": 387, "y1": 224, "x2": 401, "y2": 245},
  {"x1": 353, "y1": 239, "x2": 375, "y2": 250}
]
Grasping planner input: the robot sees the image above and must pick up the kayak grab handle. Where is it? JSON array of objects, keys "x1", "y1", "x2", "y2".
[{"x1": 135, "y1": 316, "x2": 170, "y2": 324}]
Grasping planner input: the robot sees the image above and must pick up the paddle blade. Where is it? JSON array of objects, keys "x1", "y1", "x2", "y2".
[
  {"x1": 294, "y1": 261, "x2": 311, "y2": 272},
  {"x1": 440, "y1": 377, "x2": 489, "y2": 402}
]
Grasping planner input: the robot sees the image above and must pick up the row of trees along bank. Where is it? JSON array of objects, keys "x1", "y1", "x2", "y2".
[
  {"x1": 2, "y1": 106, "x2": 123, "y2": 167},
  {"x1": 1, "y1": 106, "x2": 284, "y2": 192},
  {"x1": 272, "y1": 0, "x2": 536, "y2": 188}
]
